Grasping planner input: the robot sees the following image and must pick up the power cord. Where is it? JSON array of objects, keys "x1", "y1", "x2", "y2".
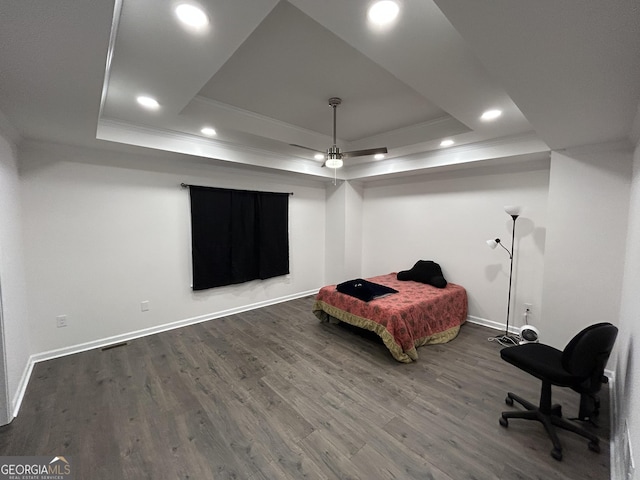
[
  {"x1": 488, "y1": 333, "x2": 521, "y2": 347},
  {"x1": 489, "y1": 309, "x2": 532, "y2": 346}
]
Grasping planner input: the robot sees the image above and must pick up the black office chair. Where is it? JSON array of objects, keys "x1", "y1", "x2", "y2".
[{"x1": 499, "y1": 322, "x2": 618, "y2": 461}]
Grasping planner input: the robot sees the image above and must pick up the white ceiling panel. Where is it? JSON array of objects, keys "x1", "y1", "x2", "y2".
[{"x1": 198, "y1": 1, "x2": 447, "y2": 141}]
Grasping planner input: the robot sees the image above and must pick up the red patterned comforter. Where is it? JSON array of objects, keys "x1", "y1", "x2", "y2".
[{"x1": 313, "y1": 273, "x2": 468, "y2": 363}]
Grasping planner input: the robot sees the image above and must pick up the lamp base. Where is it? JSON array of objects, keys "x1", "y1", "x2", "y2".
[{"x1": 489, "y1": 333, "x2": 521, "y2": 347}]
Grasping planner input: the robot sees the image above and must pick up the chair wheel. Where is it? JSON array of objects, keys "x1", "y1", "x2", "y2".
[
  {"x1": 551, "y1": 448, "x2": 563, "y2": 461},
  {"x1": 499, "y1": 416, "x2": 508, "y2": 427},
  {"x1": 505, "y1": 396, "x2": 514, "y2": 406},
  {"x1": 588, "y1": 441, "x2": 600, "y2": 453}
]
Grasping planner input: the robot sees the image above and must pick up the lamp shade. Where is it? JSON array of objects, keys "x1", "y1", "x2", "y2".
[
  {"x1": 504, "y1": 205, "x2": 521, "y2": 216},
  {"x1": 486, "y1": 238, "x2": 499, "y2": 249}
]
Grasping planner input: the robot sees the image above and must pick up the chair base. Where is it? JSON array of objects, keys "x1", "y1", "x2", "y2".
[{"x1": 500, "y1": 391, "x2": 601, "y2": 461}]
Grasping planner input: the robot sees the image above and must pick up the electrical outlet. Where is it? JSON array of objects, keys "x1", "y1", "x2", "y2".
[
  {"x1": 56, "y1": 315, "x2": 67, "y2": 328},
  {"x1": 141, "y1": 301, "x2": 150, "y2": 312}
]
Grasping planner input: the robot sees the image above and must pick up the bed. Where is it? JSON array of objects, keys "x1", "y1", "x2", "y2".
[{"x1": 313, "y1": 273, "x2": 468, "y2": 363}]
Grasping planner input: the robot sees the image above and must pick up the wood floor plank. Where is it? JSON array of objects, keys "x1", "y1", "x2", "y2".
[
  {"x1": 382, "y1": 415, "x2": 500, "y2": 480},
  {"x1": 354, "y1": 420, "x2": 453, "y2": 480},
  {"x1": 295, "y1": 430, "x2": 360, "y2": 480},
  {"x1": 262, "y1": 371, "x2": 367, "y2": 457},
  {"x1": 0, "y1": 296, "x2": 611, "y2": 479}
]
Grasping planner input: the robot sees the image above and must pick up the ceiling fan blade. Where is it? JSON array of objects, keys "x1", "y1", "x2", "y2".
[
  {"x1": 342, "y1": 147, "x2": 388, "y2": 158},
  {"x1": 289, "y1": 143, "x2": 324, "y2": 154}
]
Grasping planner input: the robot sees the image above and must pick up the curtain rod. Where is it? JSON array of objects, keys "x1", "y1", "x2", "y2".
[{"x1": 180, "y1": 183, "x2": 293, "y2": 196}]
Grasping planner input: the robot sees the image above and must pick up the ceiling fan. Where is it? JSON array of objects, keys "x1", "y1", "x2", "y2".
[{"x1": 291, "y1": 97, "x2": 388, "y2": 168}]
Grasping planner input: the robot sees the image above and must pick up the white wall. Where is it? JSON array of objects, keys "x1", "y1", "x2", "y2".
[
  {"x1": 344, "y1": 182, "x2": 364, "y2": 280},
  {"x1": 324, "y1": 182, "x2": 348, "y2": 284},
  {"x1": 324, "y1": 181, "x2": 364, "y2": 285},
  {"x1": 19, "y1": 141, "x2": 326, "y2": 357},
  {"x1": 0, "y1": 126, "x2": 31, "y2": 421},
  {"x1": 360, "y1": 162, "x2": 549, "y2": 332},
  {"x1": 612, "y1": 138, "x2": 640, "y2": 480},
  {"x1": 541, "y1": 144, "x2": 632, "y2": 349}
]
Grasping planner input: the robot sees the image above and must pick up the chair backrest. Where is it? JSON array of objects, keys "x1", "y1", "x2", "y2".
[{"x1": 561, "y1": 322, "x2": 618, "y2": 387}]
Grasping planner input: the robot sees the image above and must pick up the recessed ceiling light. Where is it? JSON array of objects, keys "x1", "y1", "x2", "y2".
[
  {"x1": 175, "y1": 4, "x2": 209, "y2": 30},
  {"x1": 368, "y1": 1, "x2": 400, "y2": 26},
  {"x1": 481, "y1": 109, "x2": 502, "y2": 121},
  {"x1": 374, "y1": 153, "x2": 385, "y2": 160},
  {"x1": 136, "y1": 95, "x2": 160, "y2": 110},
  {"x1": 440, "y1": 139, "x2": 455, "y2": 147},
  {"x1": 200, "y1": 127, "x2": 216, "y2": 136},
  {"x1": 314, "y1": 153, "x2": 324, "y2": 161}
]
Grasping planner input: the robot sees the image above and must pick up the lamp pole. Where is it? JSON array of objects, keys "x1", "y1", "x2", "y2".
[
  {"x1": 487, "y1": 206, "x2": 522, "y2": 346},
  {"x1": 504, "y1": 213, "x2": 519, "y2": 341}
]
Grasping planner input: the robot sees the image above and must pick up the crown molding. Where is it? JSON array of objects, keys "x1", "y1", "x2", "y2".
[
  {"x1": 95, "y1": 119, "x2": 549, "y2": 184},
  {"x1": 96, "y1": 118, "x2": 337, "y2": 179},
  {"x1": 344, "y1": 132, "x2": 550, "y2": 181},
  {"x1": 558, "y1": 138, "x2": 635, "y2": 157}
]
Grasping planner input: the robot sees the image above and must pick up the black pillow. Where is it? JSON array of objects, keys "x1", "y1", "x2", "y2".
[{"x1": 397, "y1": 260, "x2": 447, "y2": 288}]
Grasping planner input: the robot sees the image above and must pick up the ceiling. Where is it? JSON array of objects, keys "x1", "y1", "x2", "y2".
[{"x1": 1, "y1": 0, "x2": 639, "y2": 182}]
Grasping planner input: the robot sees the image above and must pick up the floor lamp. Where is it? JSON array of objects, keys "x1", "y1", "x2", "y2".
[{"x1": 486, "y1": 205, "x2": 521, "y2": 346}]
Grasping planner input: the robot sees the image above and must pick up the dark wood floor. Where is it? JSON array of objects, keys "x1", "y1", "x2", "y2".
[{"x1": 0, "y1": 296, "x2": 610, "y2": 479}]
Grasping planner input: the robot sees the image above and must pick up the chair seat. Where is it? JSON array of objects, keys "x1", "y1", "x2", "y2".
[{"x1": 501, "y1": 343, "x2": 582, "y2": 387}]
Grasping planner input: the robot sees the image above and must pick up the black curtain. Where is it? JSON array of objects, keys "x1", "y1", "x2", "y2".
[{"x1": 189, "y1": 186, "x2": 289, "y2": 290}]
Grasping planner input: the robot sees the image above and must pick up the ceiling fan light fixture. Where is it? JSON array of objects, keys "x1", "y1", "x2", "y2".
[
  {"x1": 288, "y1": 97, "x2": 387, "y2": 170},
  {"x1": 325, "y1": 154, "x2": 343, "y2": 169}
]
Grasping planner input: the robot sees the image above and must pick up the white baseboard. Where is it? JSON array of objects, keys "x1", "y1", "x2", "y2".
[
  {"x1": 11, "y1": 359, "x2": 35, "y2": 420},
  {"x1": 12, "y1": 288, "x2": 319, "y2": 419}
]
